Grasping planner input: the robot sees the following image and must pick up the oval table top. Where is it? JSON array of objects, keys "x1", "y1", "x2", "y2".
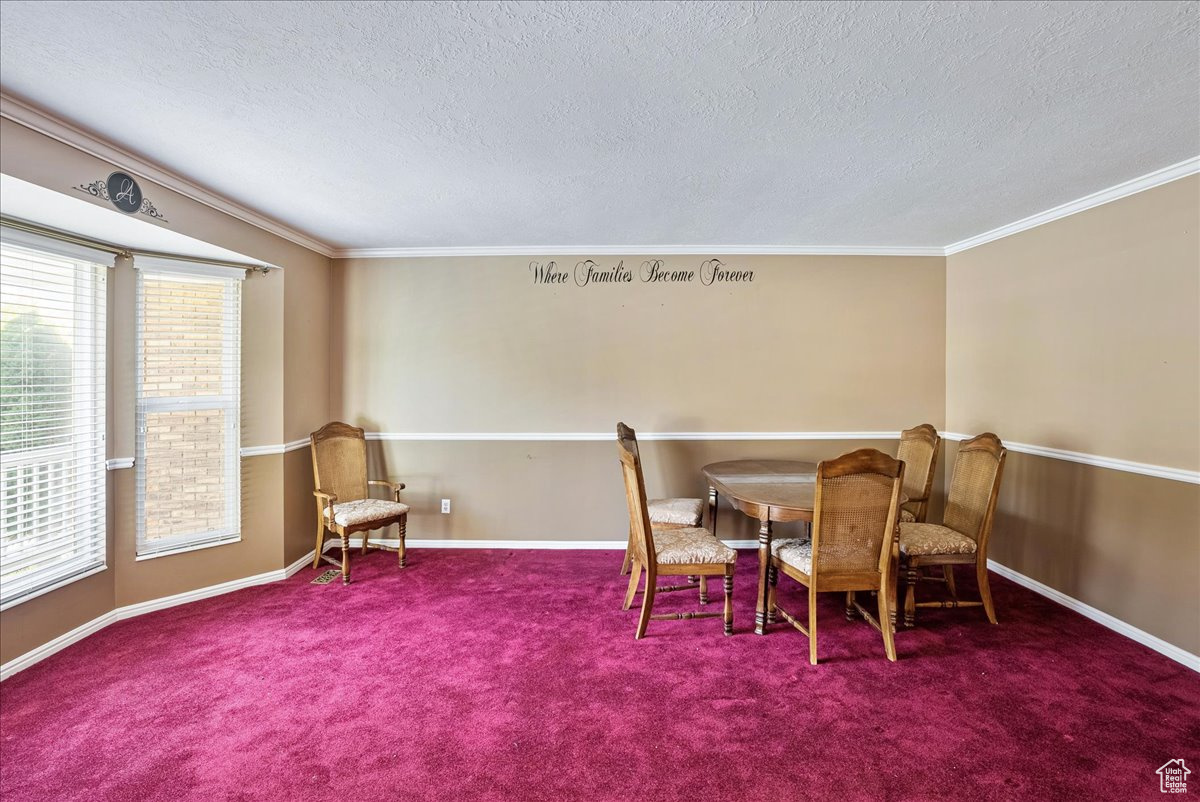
[{"x1": 701, "y1": 459, "x2": 819, "y2": 521}]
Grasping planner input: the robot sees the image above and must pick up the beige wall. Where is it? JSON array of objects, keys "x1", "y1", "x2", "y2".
[
  {"x1": 947, "y1": 175, "x2": 1199, "y2": 470},
  {"x1": 946, "y1": 176, "x2": 1200, "y2": 654},
  {"x1": 0, "y1": 118, "x2": 330, "y2": 662},
  {"x1": 282, "y1": 242, "x2": 331, "y2": 565},
  {"x1": 331, "y1": 254, "x2": 946, "y2": 543},
  {"x1": 333, "y1": 255, "x2": 946, "y2": 433}
]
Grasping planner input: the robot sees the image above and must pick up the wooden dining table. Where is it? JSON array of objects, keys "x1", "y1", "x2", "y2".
[
  {"x1": 702, "y1": 459, "x2": 818, "y2": 635},
  {"x1": 703, "y1": 458, "x2": 907, "y2": 636}
]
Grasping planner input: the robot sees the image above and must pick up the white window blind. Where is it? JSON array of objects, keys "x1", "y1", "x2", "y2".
[
  {"x1": 0, "y1": 231, "x2": 108, "y2": 609},
  {"x1": 135, "y1": 259, "x2": 242, "y2": 558}
]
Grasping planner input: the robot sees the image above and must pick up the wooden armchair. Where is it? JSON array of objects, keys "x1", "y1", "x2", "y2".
[
  {"x1": 617, "y1": 423, "x2": 736, "y2": 639},
  {"x1": 766, "y1": 449, "x2": 904, "y2": 664},
  {"x1": 310, "y1": 422, "x2": 411, "y2": 584},
  {"x1": 896, "y1": 424, "x2": 940, "y2": 524},
  {"x1": 617, "y1": 423, "x2": 704, "y2": 576},
  {"x1": 898, "y1": 433, "x2": 1006, "y2": 627}
]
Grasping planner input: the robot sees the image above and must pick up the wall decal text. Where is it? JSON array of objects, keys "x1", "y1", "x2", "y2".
[{"x1": 529, "y1": 259, "x2": 753, "y2": 287}]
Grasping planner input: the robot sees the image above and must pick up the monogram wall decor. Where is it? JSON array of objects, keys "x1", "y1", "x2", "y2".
[
  {"x1": 529, "y1": 258, "x2": 754, "y2": 287},
  {"x1": 75, "y1": 171, "x2": 169, "y2": 222}
]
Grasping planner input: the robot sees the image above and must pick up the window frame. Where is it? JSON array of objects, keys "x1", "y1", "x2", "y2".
[
  {"x1": 0, "y1": 229, "x2": 110, "y2": 611},
  {"x1": 134, "y1": 259, "x2": 243, "y2": 559}
]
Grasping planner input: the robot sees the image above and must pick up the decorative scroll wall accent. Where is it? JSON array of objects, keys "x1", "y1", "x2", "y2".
[{"x1": 75, "y1": 171, "x2": 168, "y2": 222}]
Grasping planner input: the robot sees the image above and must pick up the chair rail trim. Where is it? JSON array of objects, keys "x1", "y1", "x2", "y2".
[{"x1": 246, "y1": 431, "x2": 1197, "y2": 484}]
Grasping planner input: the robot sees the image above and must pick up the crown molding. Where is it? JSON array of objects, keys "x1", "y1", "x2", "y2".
[
  {"x1": 0, "y1": 92, "x2": 336, "y2": 258},
  {"x1": 333, "y1": 244, "x2": 946, "y2": 259},
  {"x1": 944, "y1": 156, "x2": 1200, "y2": 255}
]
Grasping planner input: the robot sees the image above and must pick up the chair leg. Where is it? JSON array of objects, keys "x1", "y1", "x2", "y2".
[
  {"x1": 807, "y1": 586, "x2": 819, "y2": 665},
  {"x1": 313, "y1": 519, "x2": 326, "y2": 569},
  {"x1": 978, "y1": 561, "x2": 997, "y2": 624},
  {"x1": 845, "y1": 591, "x2": 857, "y2": 621},
  {"x1": 904, "y1": 564, "x2": 918, "y2": 628},
  {"x1": 398, "y1": 516, "x2": 408, "y2": 568},
  {"x1": 699, "y1": 576, "x2": 709, "y2": 605},
  {"x1": 622, "y1": 562, "x2": 642, "y2": 611},
  {"x1": 340, "y1": 532, "x2": 351, "y2": 585},
  {"x1": 361, "y1": 530, "x2": 370, "y2": 556},
  {"x1": 943, "y1": 565, "x2": 957, "y2": 599},
  {"x1": 878, "y1": 583, "x2": 897, "y2": 662},
  {"x1": 723, "y1": 572, "x2": 734, "y2": 636},
  {"x1": 766, "y1": 563, "x2": 778, "y2": 625},
  {"x1": 635, "y1": 577, "x2": 656, "y2": 639},
  {"x1": 620, "y1": 525, "x2": 633, "y2": 575}
]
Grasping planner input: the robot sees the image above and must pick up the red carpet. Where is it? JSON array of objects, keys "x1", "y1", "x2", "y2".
[{"x1": 1, "y1": 549, "x2": 1196, "y2": 801}]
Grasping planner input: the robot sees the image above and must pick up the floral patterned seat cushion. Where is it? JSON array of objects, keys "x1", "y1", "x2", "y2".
[
  {"x1": 652, "y1": 526, "x2": 736, "y2": 565},
  {"x1": 648, "y1": 497, "x2": 704, "y2": 526},
  {"x1": 324, "y1": 498, "x2": 411, "y2": 527},
  {"x1": 899, "y1": 508, "x2": 917, "y2": 523},
  {"x1": 770, "y1": 537, "x2": 813, "y2": 574},
  {"x1": 898, "y1": 523, "x2": 977, "y2": 556}
]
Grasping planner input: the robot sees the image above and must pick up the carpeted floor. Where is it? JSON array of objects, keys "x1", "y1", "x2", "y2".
[{"x1": 0, "y1": 548, "x2": 1196, "y2": 802}]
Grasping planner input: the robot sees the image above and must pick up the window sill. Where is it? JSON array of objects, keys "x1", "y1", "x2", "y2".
[{"x1": 135, "y1": 536, "x2": 241, "y2": 562}]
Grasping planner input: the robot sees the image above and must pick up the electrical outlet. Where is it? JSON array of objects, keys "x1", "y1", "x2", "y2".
[{"x1": 440, "y1": 499, "x2": 451, "y2": 514}]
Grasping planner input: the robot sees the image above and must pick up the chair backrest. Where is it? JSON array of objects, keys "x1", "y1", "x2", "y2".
[
  {"x1": 310, "y1": 421, "x2": 369, "y2": 503},
  {"x1": 897, "y1": 424, "x2": 941, "y2": 514},
  {"x1": 811, "y1": 448, "x2": 904, "y2": 576},
  {"x1": 616, "y1": 422, "x2": 654, "y2": 571},
  {"x1": 944, "y1": 433, "x2": 1007, "y2": 547}
]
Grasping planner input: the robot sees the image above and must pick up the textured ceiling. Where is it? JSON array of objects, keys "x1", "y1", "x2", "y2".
[{"x1": 0, "y1": 0, "x2": 1196, "y2": 251}]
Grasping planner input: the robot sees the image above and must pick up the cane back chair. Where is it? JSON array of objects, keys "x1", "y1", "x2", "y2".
[
  {"x1": 766, "y1": 449, "x2": 904, "y2": 664},
  {"x1": 617, "y1": 423, "x2": 736, "y2": 639},
  {"x1": 896, "y1": 424, "x2": 940, "y2": 524},
  {"x1": 310, "y1": 422, "x2": 410, "y2": 584},
  {"x1": 616, "y1": 423, "x2": 708, "y2": 601},
  {"x1": 617, "y1": 423, "x2": 704, "y2": 575},
  {"x1": 898, "y1": 432, "x2": 1006, "y2": 627}
]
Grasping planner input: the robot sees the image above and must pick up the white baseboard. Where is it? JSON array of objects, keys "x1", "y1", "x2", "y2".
[
  {"x1": 0, "y1": 550, "x2": 316, "y2": 682},
  {"x1": 987, "y1": 559, "x2": 1199, "y2": 673},
  {"x1": 0, "y1": 610, "x2": 119, "y2": 682},
  {"x1": 285, "y1": 549, "x2": 318, "y2": 577}
]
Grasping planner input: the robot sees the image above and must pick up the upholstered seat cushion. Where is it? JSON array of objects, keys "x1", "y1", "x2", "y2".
[
  {"x1": 898, "y1": 523, "x2": 977, "y2": 556},
  {"x1": 324, "y1": 498, "x2": 410, "y2": 527},
  {"x1": 899, "y1": 508, "x2": 916, "y2": 523},
  {"x1": 648, "y1": 497, "x2": 704, "y2": 526},
  {"x1": 652, "y1": 526, "x2": 736, "y2": 565},
  {"x1": 770, "y1": 537, "x2": 813, "y2": 574}
]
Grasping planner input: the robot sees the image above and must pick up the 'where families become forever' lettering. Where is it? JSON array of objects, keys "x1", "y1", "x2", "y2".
[{"x1": 528, "y1": 259, "x2": 754, "y2": 287}]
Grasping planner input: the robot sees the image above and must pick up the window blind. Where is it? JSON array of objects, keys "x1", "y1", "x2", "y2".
[
  {"x1": 0, "y1": 232, "x2": 108, "y2": 609},
  {"x1": 135, "y1": 259, "x2": 242, "y2": 558}
]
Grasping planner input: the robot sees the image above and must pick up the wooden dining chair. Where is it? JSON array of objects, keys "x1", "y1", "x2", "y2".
[
  {"x1": 898, "y1": 433, "x2": 1007, "y2": 627},
  {"x1": 310, "y1": 422, "x2": 411, "y2": 584},
  {"x1": 617, "y1": 423, "x2": 703, "y2": 575},
  {"x1": 617, "y1": 424, "x2": 736, "y2": 638},
  {"x1": 765, "y1": 449, "x2": 904, "y2": 664},
  {"x1": 896, "y1": 424, "x2": 940, "y2": 524}
]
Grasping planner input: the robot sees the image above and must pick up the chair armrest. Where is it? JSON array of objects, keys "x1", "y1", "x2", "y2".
[
  {"x1": 314, "y1": 489, "x2": 338, "y2": 510},
  {"x1": 368, "y1": 479, "x2": 406, "y2": 501}
]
